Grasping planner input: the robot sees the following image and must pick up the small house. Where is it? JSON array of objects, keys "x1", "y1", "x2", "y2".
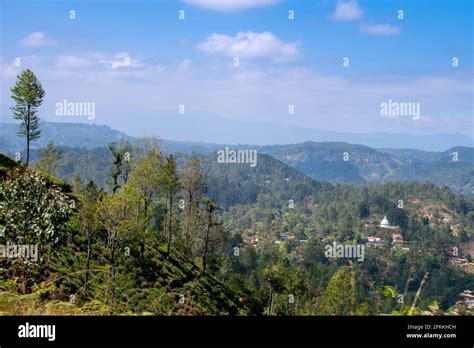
[{"x1": 244, "y1": 236, "x2": 259, "y2": 245}]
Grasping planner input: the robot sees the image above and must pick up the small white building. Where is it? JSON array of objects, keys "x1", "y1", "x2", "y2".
[
  {"x1": 380, "y1": 215, "x2": 391, "y2": 228},
  {"x1": 368, "y1": 236, "x2": 382, "y2": 243}
]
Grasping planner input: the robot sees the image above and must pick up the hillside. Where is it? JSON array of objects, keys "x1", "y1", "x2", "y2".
[
  {"x1": 1, "y1": 142, "x2": 473, "y2": 316},
  {"x1": 5, "y1": 146, "x2": 332, "y2": 203},
  {"x1": 380, "y1": 146, "x2": 474, "y2": 164},
  {"x1": 1, "y1": 122, "x2": 473, "y2": 197},
  {"x1": 0, "y1": 153, "x2": 258, "y2": 315},
  {"x1": 199, "y1": 152, "x2": 333, "y2": 209},
  {"x1": 259, "y1": 141, "x2": 402, "y2": 182},
  {"x1": 0, "y1": 243, "x2": 258, "y2": 315},
  {"x1": 259, "y1": 142, "x2": 474, "y2": 195},
  {"x1": 0, "y1": 122, "x2": 132, "y2": 151},
  {"x1": 0, "y1": 153, "x2": 18, "y2": 178}
]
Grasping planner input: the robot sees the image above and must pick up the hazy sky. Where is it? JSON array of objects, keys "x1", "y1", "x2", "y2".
[{"x1": 1, "y1": 0, "x2": 473, "y2": 141}]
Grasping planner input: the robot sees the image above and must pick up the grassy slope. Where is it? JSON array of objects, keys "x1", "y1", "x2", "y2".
[
  {"x1": 0, "y1": 152, "x2": 258, "y2": 315},
  {"x1": 0, "y1": 247, "x2": 258, "y2": 315}
]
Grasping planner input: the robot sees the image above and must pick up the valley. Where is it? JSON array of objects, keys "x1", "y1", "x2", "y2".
[{"x1": 1, "y1": 122, "x2": 472, "y2": 316}]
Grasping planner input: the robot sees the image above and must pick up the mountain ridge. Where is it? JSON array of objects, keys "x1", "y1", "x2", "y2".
[
  {"x1": 0, "y1": 121, "x2": 472, "y2": 152},
  {"x1": 1, "y1": 122, "x2": 472, "y2": 196}
]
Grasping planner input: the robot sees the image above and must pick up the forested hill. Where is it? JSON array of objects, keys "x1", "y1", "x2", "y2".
[
  {"x1": 0, "y1": 122, "x2": 132, "y2": 151},
  {"x1": 259, "y1": 141, "x2": 474, "y2": 196},
  {"x1": 0, "y1": 153, "x2": 258, "y2": 315},
  {"x1": 196, "y1": 153, "x2": 333, "y2": 210},
  {"x1": 380, "y1": 146, "x2": 474, "y2": 163},
  {"x1": 259, "y1": 141, "x2": 398, "y2": 182},
  {"x1": 1, "y1": 142, "x2": 473, "y2": 316},
  {"x1": 1, "y1": 122, "x2": 473, "y2": 196}
]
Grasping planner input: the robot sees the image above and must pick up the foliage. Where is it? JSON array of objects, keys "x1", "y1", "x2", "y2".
[
  {"x1": 0, "y1": 130, "x2": 473, "y2": 316},
  {"x1": 36, "y1": 140, "x2": 63, "y2": 175},
  {"x1": 322, "y1": 267, "x2": 356, "y2": 315},
  {"x1": 10, "y1": 69, "x2": 45, "y2": 165},
  {"x1": 0, "y1": 167, "x2": 73, "y2": 293}
]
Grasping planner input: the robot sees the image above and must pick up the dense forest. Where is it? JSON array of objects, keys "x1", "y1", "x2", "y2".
[
  {"x1": 1, "y1": 70, "x2": 473, "y2": 316},
  {"x1": 1, "y1": 123, "x2": 473, "y2": 197}
]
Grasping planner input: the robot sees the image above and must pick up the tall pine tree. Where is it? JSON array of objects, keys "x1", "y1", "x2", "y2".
[{"x1": 10, "y1": 69, "x2": 45, "y2": 165}]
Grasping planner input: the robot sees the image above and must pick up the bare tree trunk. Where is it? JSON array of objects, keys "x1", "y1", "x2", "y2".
[
  {"x1": 184, "y1": 195, "x2": 193, "y2": 252},
  {"x1": 166, "y1": 194, "x2": 173, "y2": 258},
  {"x1": 410, "y1": 272, "x2": 430, "y2": 313},
  {"x1": 84, "y1": 236, "x2": 92, "y2": 291},
  {"x1": 268, "y1": 285, "x2": 273, "y2": 316},
  {"x1": 108, "y1": 246, "x2": 117, "y2": 311},
  {"x1": 26, "y1": 105, "x2": 30, "y2": 165},
  {"x1": 348, "y1": 260, "x2": 356, "y2": 315},
  {"x1": 401, "y1": 255, "x2": 417, "y2": 310},
  {"x1": 201, "y1": 211, "x2": 212, "y2": 274},
  {"x1": 21, "y1": 269, "x2": 29, "y2": 295}
]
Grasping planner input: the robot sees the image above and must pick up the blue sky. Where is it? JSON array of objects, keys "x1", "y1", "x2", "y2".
[{"x1": 0, "y1": 0, "x2": 473, "y2": 143}]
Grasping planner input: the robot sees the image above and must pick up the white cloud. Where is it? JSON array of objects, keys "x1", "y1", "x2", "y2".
[
  {"x1": 110, "y1": 53, "x2": 132, "y2": 69},
  {"x1": 56, "y1": 55, "x2": 92, "y2": 69},
  {"x1": 54, "y1": 52, "x2": 145, "y2": 71},
  {"x1": 332, "y1": 0, "x2": 363, "y2": 21},
  {"x1": 196, "y1": 31, "x2": 299, "y2": 62},
  {"x1": 94, "y1": 52, "x2": 145, "y2": 70},
  {"x1": 360, "y1": 23, "x2": 401, "y2": 36},
  {"x1": 1, "y1": 53, "x2": 472, "y2": 138},
  {"x1": 20, "y1": 32, "x2": 56, "y2": 48},
  {"x1": 0, "y1": 52, "x2": 165, "y2": 83},
  {"x1": 178, "y1": 59, "x2": 193, "y2": 72},
  {"x1": 183, "y1": 0, "x2": 279, "y2": 12}
]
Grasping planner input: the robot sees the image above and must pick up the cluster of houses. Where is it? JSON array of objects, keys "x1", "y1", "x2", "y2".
[
  {"x1": 244, "y1": 216, "x2": 412, "y2": 250},
  {"x1": 244, "y1": 236, "x2": 260, "y2": 246},
  {"x1": 422, "y1": 206, "x2": 463, "y2": 235},
  {"x1": 422, "y1": 206, "x2": 454, "y2": 223},
  {"x1": 451, "y1": 258, "x2": 474, "y2": 273},
  {"x1": 242, "y1": 210, "x2": 466, "y2": 260},
  {"x1": 365, "y1": 216, "x2": 409, "y2": 251},
  {"x1": 244, "y1": 231, "x2": 308, "y2": 247}
]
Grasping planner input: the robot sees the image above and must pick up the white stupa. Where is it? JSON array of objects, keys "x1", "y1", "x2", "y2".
[{"x1": 380, "y1": 215, "x2": 391, "y2": 228}]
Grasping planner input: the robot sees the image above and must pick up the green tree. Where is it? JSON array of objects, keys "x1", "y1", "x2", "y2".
[
  {"x1": 0, "y1": 167, "x2": 72, "y2": 293},
  {"x1": 357, "y1": 200, "x2": 369, "y2": 218},
  {"x1": 36, "y1": 140, "x2": 63, "y2": 175},
  {"x1": 108, "y1": 139, "x2": 132, "y2": 193},
  {"x1": 70, "y1": 174, "x2": 85, "y2": 194},
  {"x1": 128, "y1": 143, "x2": 163, "y2": 220},
  {"x1": 387, "y1": 207, "x2": 409, "y2": 230},
  {"x1": 181, "y1": 154, "x2": 206, "y2": 252},
  {"x1": 160, "y1": 155, "x2": 179, "y2": 257},
  {"x1": 70, "y1": 182, "x2": 103, "y2": 292},
  {"x1": 200, "y1": 198, "x2": 223, "y2": 273},
  {"x1": 97, "y1": 187, "x2": 137, "y2": 308},
  {"x1": 263, "y1": 263, "x2": 287, "y2": 315},
  {"x1": 10, "y1": 69, "x2": 45, "y2": 165},
  {"x1": 323, "y1": 266, "x2": 356, "y2": 315},
  {"x1": 127, "y1": 142, "x2": 163, "y2": 258},
  {"x1": 240, "y1": 246, "x2": 257, "y2": 275}
]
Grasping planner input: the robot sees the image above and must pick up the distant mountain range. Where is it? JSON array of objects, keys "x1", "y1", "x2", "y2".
[
  {"x1": 0, "y1": 122, "x2": 132, "y2": 151},
  {"x1": 1, "y1": 118, "x2": 472, "y2": 152},
  {"x1": 1, "y1": 121, "x2": 472, "y2": 196},
  {"x1": 106, "y1": 111, "x2": 473, "y2": 151},
  {"x1": 258, "y1": 142, "x2": 474, "y2": 196}
]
